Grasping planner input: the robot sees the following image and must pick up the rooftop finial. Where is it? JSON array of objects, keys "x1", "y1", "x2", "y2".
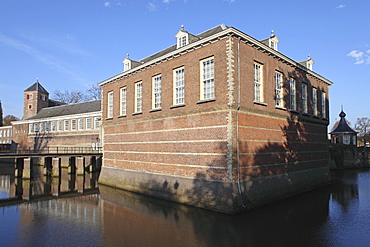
[
  {"x1": 308, "y1": 54, "x2": 311, "y2": 60},
  {"x1": 271, "y1": 30, "x2": 275, "y2": 37},
  {"x1": 181, "y1": 25, "x2": 185, "y2": 30},
  {"x1": 36, "y1": 78, "x2": 39, "y2": 82},
  {"x1": 126, "y1": 54, "x2": 129, "y2": 59}
]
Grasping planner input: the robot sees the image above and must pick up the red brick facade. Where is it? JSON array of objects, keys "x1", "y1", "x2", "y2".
[{"x1": 99, "y1": 26, "x2": 332, "y2": 213}]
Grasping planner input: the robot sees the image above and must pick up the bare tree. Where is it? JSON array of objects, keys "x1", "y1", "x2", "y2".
[
  {"x1": 355, "y1": 117, "x2": 370, "y2": 148},
  {"x1": 84, "y1": 84, "x2": 101, "y2": 101},
  {"x1": 53, "y1": 89, "x2": 85, "y2": 104},
  {"x1": 3, "y1": 115, "x2": 20, "y2": 126},
  {"x1": 52, "y1": 84, "x2": 101, "y2": 104}
]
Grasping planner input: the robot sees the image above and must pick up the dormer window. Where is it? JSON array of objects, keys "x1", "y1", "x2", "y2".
[
  {"x1": 178, "y1": 35, "x2": 188, "y2": 48},
  {"x1": 122, "y1": 54, "x2": 140, "y2": 72},
  {"x1": 260, "y1": 30, "x2": 280, "y2": 51},
  {"x1": 299, "y1": 55, "x2": 314, "y2": 71},
  {"x1": 175, "y1": 25, "x2": 198, "y2": 49}
]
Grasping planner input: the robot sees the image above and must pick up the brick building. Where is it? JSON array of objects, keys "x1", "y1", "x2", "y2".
[
  {"x1": 98, "y1": 24, "x2": 332, "y2": 213},
  {"x1": 10, "y1": 81, "x2": 101, "y2": 154}
]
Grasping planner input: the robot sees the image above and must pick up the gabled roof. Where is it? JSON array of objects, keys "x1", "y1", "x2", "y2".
[
  {"x1": 25, "y1": 100, "x2": 101, "y2": 120},
  {"x1": 24, "y1": 81, "x2": 49, "y2": 94},
  {"x1": 330, "y1": 110, "x2": 357, "y2": 134},
  {"x1": 140, "y1": 24, "x2": 228, "y2": 64}
]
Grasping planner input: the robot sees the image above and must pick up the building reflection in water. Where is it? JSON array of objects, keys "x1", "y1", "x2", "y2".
[{"x1": 1, "y1": 166, "x2": 369, "y2": 246}]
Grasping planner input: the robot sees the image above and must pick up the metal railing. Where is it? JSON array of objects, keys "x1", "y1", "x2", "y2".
[{"x1": 9, "y1": 147, "x2": 103, "y2": 155}]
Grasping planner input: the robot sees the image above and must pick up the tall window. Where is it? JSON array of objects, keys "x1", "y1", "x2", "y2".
[
  {"x1": 71, "y1": 119, "x2": 76, "y2": 131},
  {"x1": 94, "y1": 117, "x2": 100, "y2": 129},
  {"x1": 107, "y1": 91, "x2": 113, "y2": 118},
  {"x1": 302, "y1": 83, "x2": 308, "y2": 113},
  {"x1": 275, "y1": 72, "x2": 283, "y2": 107},
  {"x1": 78, "y1": 118, "x2": 84, "y2": 130},
  {"x1": 312, "y1": 88, "x2": 318, "y2": 116},
  {"x1": 29, "y1": 123, "x2": 33, "y2": 134},
  {"x1": 321, "y1": 91, "x2": 326, "y2": 118},
  {"x1": 135, "y1": 82, "x2": 142, "y2": 113},
  {"x1": 120, "y1": 87, "x2": 127, "y2": 116},
  {"x1": 254, "y1": 63, "x2": 263, "y2": 102},
  {"x1": 289, "y1": 78, "x2": 296, "y2": 111},
  {"x1": 86, "y1": 117, "x2": 92, "y2": 130},
  {"x1": 51, "y1": 121, "x2": 56, "y2": 132},
  {"x1": 201, "y1": 57, "x2": 215, "y2": 100},
  {"x1": 152, "y1": 75, "x2": 162, "y2": 109},
  {"x1": 64, "y1": 120, "x2": 69, "y2": 131},
  {"x1": 57, "y1": 120, "x2": 62, "y2": 131},
  {"x1": 174, "y1": 68, "x2": 185, "y2": 105}
]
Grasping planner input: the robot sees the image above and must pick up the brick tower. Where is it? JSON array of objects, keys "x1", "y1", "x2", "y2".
[{"x1": 23, "y1": 80, "x2": 49, "y2": 120}]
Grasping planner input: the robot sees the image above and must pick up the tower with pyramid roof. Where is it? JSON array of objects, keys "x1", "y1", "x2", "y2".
[{"x1": 23, "y1": 80, "x2": 50, "y2": 120}]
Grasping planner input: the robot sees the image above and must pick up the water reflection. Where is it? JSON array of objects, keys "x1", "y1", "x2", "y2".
[{"x1": 1, "y1": 165, "x2": 370, "y2": 246}]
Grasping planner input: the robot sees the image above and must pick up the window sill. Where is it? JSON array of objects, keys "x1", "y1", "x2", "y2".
[
  {"x1": 170, "y1": 104, "x2": 186, "y2": 109},
  {"x1": 132, "y1": 112, "x2": 142, "y2": 116},
  {"x1": 253, "y1": 101, "x2": 267, "y2": 106},
  {"x1": 302, "y1": 113, "x2": 310, "y2": 116},
  {"x1": 289, "y1": 110, "x2": 300, "y2": 114},
  {"x1": 197, "y1": 98, "x2": 216, "y2": 104},
  {"x1": 105, "y1": 117, "x2": 113, "y2": 120},
  {"x1": 118, "y1": 115, "x2": 127, "y2": 118},
  {"x1": 149, "y1": 108, "x2": 162, "y2": 113},
  {"x1": 275, "y1": 106, "x2": 286, "y2": 111},
  {"x1": 313, "y1": 115, "x2": 320, "y2": 119}
]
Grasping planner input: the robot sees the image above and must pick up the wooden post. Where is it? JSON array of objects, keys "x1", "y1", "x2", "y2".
[
  {"x1": 76, "y1": 157, "x2": 85, "y2": 175},
  {"x1": 52, "y1": 157, "x2": 61, "y2": 177},
  {"x1": 23, "y1": 158, "x2": 32, "y2": 179}
]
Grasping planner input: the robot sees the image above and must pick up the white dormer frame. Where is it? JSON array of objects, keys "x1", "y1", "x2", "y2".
[
  {"x1": 175, "y1": 30, "x2": 189, "y2": 49},
  {"x1": 269, "y1": 35, "x2": 280, "y2": 51},
  {"x1": 123, "y1": 56, "x2": 132, "y2": 72},
  {"x1": 306, "y1": 59, "x2": 314, "y2": 70}
]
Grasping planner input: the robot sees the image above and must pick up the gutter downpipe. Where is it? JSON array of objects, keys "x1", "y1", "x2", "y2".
[{"x1": 236, "y1": 37, "x2": 246, "y2": 209}]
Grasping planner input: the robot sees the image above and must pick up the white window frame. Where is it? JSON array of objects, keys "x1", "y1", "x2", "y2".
[
  {"x1": 254, "y1": 63, "x2": 263, "y2": 102},
  {"x1": 64, "y1": 120, "x2": 69, "y2": 131},
  {"x1": 120, "y1": 87, "x2": 127, "y2": 116},
  {"x1": 343, "y1": 135, "x2": 350, "y2": 145},
  {"x1": 107, "y1": 91, "x2": 113, "y2": 118},
  {"x1": 173, "y1": 67, "x2": 185, "y2": 105},
  {"x1": 152, "y1": 75, "x2": 162, "y2": 109},
  {"x1": 86, "y1": 117, "x2": 92, "y2": 130},
  {"x1": 78, "y1": 118, "x2": 83, "y2": 130},
  {"x1": 57, "y1": 120, "x2": 62, "y2": 132},
  {"x1": 71, "y1": 119, "x2": 76, "y2": 131},
  {"x1": 39, "y1": 122, "x2": 44, "y2": 133},
  {"x1": 275, "y1": 72, "x2": 283, "y2": 107},
  {"x1": 302, "y1": 83, "x2": 308, "y2": 114},
  {"x1": 94, "y1": 117, "x2": 100, "y2": 129},
  {"x1": 321, "y1": 91, "x2": 326, "y2": 118},
  {"x1": 135, "y1": 82, "x2": 143, "y2": 113},
  {"x1": 200, "y1": 57, "x2": 215, "y2": 100},
  {"x1": 29, "y1": 123, "x2": 33, "y2": 134},
  {"x1": 51, "y1": 121, "x2": 56, "y2": 132},
  {"x1": 312, "y1": 88, "x2": 318, "y2": 116},
  {"x1": 290, "y1": 78, "x2": 296, "y2": 111},
  {"x1": 177, "y1": 35, "x2": 188, "y2": 48}
]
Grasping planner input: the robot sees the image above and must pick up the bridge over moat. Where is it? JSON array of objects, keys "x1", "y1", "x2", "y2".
[{"x1": 0, "y1": 147, "x2": 102, "y2": 179}]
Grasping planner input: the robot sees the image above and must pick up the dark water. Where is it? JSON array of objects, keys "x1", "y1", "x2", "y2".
[{"x1": 1, "y1": 163, "x2": 370, "y2": 247}]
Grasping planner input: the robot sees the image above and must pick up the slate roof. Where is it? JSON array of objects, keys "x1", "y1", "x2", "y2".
[
  {"x1": 26, "y1": 100, "x2": 101, "y2": 120},
  {"x1": 330, "y1": 110, "x2": 357, "y2": 134},
  {"x1": 139, "y1": 24, "x2": 229, "y2": 64},
  {"x1": 24, "y1": 81, "x2": 49, "y2": 94}
]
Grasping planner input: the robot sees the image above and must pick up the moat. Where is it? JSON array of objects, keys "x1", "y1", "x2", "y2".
[{"x1": 1, "y1": 162, "x2": 370, "y2": 246}]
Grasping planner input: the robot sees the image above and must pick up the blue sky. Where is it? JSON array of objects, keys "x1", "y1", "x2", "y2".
[{"x1": 0, "y1": 0, "x2": 369, "y2": 129}]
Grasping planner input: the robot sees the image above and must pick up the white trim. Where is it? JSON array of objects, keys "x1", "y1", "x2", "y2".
[{"x1": 99, "y1": 27, "x2": 333, "y2": 87}]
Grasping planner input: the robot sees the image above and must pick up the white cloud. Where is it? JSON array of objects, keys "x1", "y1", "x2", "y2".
[
  {"x1": 336, "y1": 4, "x2": 345, "y2": 9},
  {"x1": 146, "y1": 2, "x2": 158, "y2": 12},
  {"x1": 162, "y1": 0, "x2": 173, "y2": 3},
  {"x1": 0, "y1": 34, "x2": 88, "y2": 82},
  {"x1": 347, "y1": 50, "x2": 370, "y2": 65},
  {"x1": 104, "y1": 2, "x2": 111, "y2": 7},
  {"x1": 224, "y1": 0, "x2": 235, "y2": 3}
]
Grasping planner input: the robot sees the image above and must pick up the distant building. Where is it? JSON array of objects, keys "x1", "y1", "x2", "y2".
[
  {"x1": 98, "y1": 24, "x2": 333, "y2": 213},
  {"x1": 8, "y1": 81, "x2": 101, "y2": 152},
  {"x1": 330, "y1": 110, "x2": 357, "y2": 145}
]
